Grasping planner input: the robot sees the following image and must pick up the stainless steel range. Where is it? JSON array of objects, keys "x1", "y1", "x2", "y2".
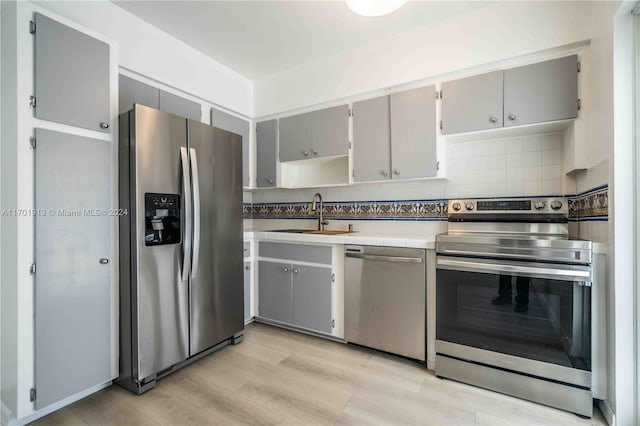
[{"x1": 435, "y1": 197, "x2": 596, "y2": 417}]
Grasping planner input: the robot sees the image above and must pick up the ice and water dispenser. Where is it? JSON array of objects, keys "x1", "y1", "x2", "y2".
[{"x1": 144, "y1": 193, "x2": 181, "y2": 246}]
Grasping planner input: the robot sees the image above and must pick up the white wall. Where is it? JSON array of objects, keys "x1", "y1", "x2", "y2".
[{"x1": 36, "y1": 0, "x2": 253, "y2": 117}]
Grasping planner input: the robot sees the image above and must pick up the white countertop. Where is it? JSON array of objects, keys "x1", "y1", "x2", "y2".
[{"x1": 244, "y1": 230, "x2": 436, "y2": 249}]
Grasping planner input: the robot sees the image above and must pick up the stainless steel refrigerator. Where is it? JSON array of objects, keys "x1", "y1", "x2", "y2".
[{"x1": 117, "y1": 104, "x2": 244, "y2": 394}]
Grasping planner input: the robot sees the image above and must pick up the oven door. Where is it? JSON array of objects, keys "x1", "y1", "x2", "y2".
[{"x1": 436, "y1": 255, "x2": 592, "y2": 387}]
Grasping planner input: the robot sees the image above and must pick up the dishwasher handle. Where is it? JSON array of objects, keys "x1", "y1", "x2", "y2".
[{"x1": 345, "y1": 252, "x2": 423, "y2": 264}]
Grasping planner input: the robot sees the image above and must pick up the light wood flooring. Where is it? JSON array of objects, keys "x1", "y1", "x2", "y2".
[{"x1": 32, "y1": 322, "x2": 606, "y2": 426}]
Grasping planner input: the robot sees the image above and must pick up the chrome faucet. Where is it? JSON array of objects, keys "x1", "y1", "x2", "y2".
[{"x1": 310, "y1": 193, "x2": 329, "y2": 231}]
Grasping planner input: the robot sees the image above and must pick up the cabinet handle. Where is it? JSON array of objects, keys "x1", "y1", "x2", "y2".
[
  {"x1": 245, "y1": 265, "x2": 250, "y2": 270},
  {"x1": 312, "y1": 149, "x2": 318, "y2": 155},
  {"x1": 283, "y1": 267, "x2": 289, "y2": 272},
  {"x1": 489, "y1": 116, "x2": 498, "y2": 123},
  {"x1": 381, "y1": 171, "x2": 388, "y2": 177},
  {"x1": 99, "y1": 258, "x2": 109, "y2": 264},
  {"x1": 267, "y1": 178, "x2": 274, "y2": 184},
  {"x1": 303, "y1": 151, "x2": 309, "y2": 156},
  {"x1": 292, "y1": 268, "x2": 299, "y2": 274},
  {"x1": 393, "y1": 169, "x2": 400, "y2": 176},
  {"x1": 508, "y1": 113, "x2": 517, "y2": 121},
  {"x1": 99, "y1": 122, "x2": 109, "y2": 129}
]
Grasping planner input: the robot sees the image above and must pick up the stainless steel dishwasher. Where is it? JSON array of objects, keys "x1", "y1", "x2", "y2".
[{"x1": 344, "y1": 245, "x2": 426, "y2": 361}]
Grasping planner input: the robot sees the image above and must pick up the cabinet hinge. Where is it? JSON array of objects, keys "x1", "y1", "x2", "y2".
[
  {"x1": 352, "y1": 169, "x2": 355, "y2": 178},
  {"x1": 348, "y1": 141, "x2": 352, "y2": 149},
  {"x1": 439, "y1": 90, "x2": 443, "y2": 99},
  {"x1": 29, "y1": 95, "x2": 36, "y2": 109},
  {"x1": 435, "y1": 91, "x2": 439, "y2": 100},
  {"x1": 29, "y1": 263, "x2": 36, "y2": 275},
  {"x1": 29, "y1": 20, "x2": 36, "y2": 34},
  {"x1": 439, "y1": 120, "x2": 443, "y2": 131},
  {"x1": 436, "y1": 161, "x2": 440, "y2": 171},
  {"x1": 30, "y1": 388, "x2": 36, "y2": 402},
  {"x1": 331, "y1": 319, "x2": 335, "y2": 328},
  {"x1": 577, "y1": 99, "x2": 581, "y2": 111},
  {"x1": 29, "y1": 137, "x2": 36, "y2": 150},
  {"x1": 348, "y1": 109, "x2": 353, "y2": 117},
  {"x1": 331, "y1": 273, "x2": 335, "y2": 282},
  {"x1": 577, "y1": 62, "x2": 581, "y2": 73}
]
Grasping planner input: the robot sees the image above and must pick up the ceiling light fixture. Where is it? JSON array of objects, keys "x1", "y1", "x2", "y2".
[{"x1": 345, "y1": 0, "x2": 407, "y2": 17}]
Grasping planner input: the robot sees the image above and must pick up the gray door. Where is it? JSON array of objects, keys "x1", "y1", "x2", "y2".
[
  {"x1": 291, "y1": 265, "x2": 332, "y2": 334},
  {"x1": 390, "y1": 86, "x2": 438, "y2": 179},
  {"x1": 256, "y1": 119, "x2": 277, "y2": 187},
  {"x1": 279, "y1": 112, "x2": 311, "y2": 162},
  {"x1": 34, "y1": 129, "x2": 112, "y2": 409},
  {"x1": 188, "y1": 121, "x2": 244, "y2": 356},
  {"x1": 504, "y1": 55, "x2": 578, "y2": 127},
  {"x1": 132, "y1": 105, "x2": 189, "y2": 380},
  {"x1": 119, "y1": 75, "x2": 159, "y2": 114},
  {"x1": 311, "y1": 105, "x2": 349, "y2": 159},
  {"x1": 258, "y1": 261, "x2": 292, "y2": 323},
  {"x1": 159, "y1": 90, "x2": 201, "y2": 121},
  {"x1": 244, "y1": 262, "x2": 251, "y2": 322},
  {"x1": 352, "y1": 96, "x2": 391, "y2": 182},
  {"x1": 441, "y1": 71, "x2": 503, "y2": 135},
  {"x1": 34, "y1": 13, "x2": 110, "y2": 132},
  {"x1": 211, "y1": 108, "x2": 251, "y2": 187}
]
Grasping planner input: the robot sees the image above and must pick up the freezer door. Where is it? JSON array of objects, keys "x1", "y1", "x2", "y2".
[
  {"x1": 188, "y1": 120, "x2": 244, "y2": 356},
  {"x1": 131, "y1": 105, "x2": 190, "y2": 380}
]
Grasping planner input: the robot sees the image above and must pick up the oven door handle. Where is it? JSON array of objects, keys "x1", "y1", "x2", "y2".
[
  {"x1": 436, "y1": 257, "x2": 591, "y2": 282},
  {"x1": 346, "y1": 253, "x2": 424, "y2": 264}
]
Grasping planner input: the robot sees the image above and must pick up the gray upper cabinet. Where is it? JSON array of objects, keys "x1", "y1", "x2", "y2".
[
  {"x1": 353, "y1": 96, "x2": 391, "y2": 182},
  {"x1": 34, "y1": 13, "x2": 110, "y2": 132},
  {"x1": 258, "y1": 261, "x2": 292, "y2": 323},
  {"x1": 390, "y1": 86, "x2": 438, "y2": 179},
  {"x1": 211, "y1": 108, "x2": 251, "y2": 187},
  {"x1": 311, "y1": 105, "x2": 349, "y2": 159},
  {"x1": 504, "y1": 55, "x2": 578, "y2": 127},
  {"x1": 119, "y1": 75, "x2": 159, "y2": 114},
  {"x1": 256, "y1": 119, "x2": 277, "y2": 187},
  {"x1": 279, "y1": 112, "x2": 311, "y2": 162},
  {"x1": 158, "y1": 90, "x2": 201, "y2": 121},
  {"x1": 441, "y1": 71, "x2": 503, "y2": 135},
  {"x1": 291, "y1": 265, "x2": 332, "y2": 334}
]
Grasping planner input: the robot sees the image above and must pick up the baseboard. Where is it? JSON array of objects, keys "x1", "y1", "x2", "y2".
[
  {"x1": 11, "y1": 381, "x2": 112, "y2": 426},
  {"x1": 1, "y1": 401, "x2": 13, "y2": 426},
  {"x1": 598, "y1": 399, "x2": 615, "y2": 426}
]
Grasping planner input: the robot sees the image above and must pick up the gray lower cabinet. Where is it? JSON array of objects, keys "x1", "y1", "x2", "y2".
[
  {"x1": 441, "y1": 70, "x2": 503, "y2": 135},
  {"x1": 256, "y1": 119, "x2": 277, "y2": 187},
  {"x1": 34, "y1": 129, "x2": 112, "y2": 409},
  {"x1": 158, "y1": 90, "x2": 202, "y2": 121},
  {"x1": 258, "y1": 261, "x2": 292, "y2": 323},
  {"x1": 279, "y1": 112, "x2": 311, "y2": 162},
  {"x1": 504, "y1": 55, "x2": 578, "y2": 127},
  {"x1": 310, "y1": 105, "x2": 349, "y2": 159},
  {"x1": 33, "y1": 13, "x2": 110, "y2": 133},
  {"x1": 291, "y1": 265, "x2": 332, "y2": 334},
  {"x1": 119, "y1": 75, "x2": 159, "y2": 114},
  {"x1": 211, "y1": 108, "x2": 251, "y2": 187},
  {"x1": 390, "y1": 86, "x2": 438, "y2": 179},
  {"x1": 352, "y1": 96, "x2": 391, "y2": 182},
  {"x1": 244, "y1": 262, "x2": 251, "y2": 322}
]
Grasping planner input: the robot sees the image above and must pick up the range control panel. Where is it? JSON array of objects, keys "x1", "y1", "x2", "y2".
[{"x1": 448, "y1": 198, "x2": 567, "y2": 215}]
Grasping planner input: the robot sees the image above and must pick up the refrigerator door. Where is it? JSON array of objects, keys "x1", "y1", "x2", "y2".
[
  {"x1": 188, "y1": 120, "x2": 244, "y2": 356},
  {"x1": 132, "y1": 105, "x2": 190, "y2": 380}
]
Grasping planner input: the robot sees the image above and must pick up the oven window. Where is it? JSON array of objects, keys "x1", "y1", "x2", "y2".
[{"x1": 436, "y1": 268, "x2": 591, "y2": 371}]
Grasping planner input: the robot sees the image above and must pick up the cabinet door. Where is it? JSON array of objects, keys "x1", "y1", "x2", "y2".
[
  {"x1": 34, "y1": 129, "x2": 112, "y2": 409},
  {"x1": 441, "y1": 71, "x2": 503, "y2": 135},
  {"x1": 292, "y1": 265, "x2": 332, "y2": 334},
  {"x1": 258, "y1": 261, "x2": 292, "y2": 323},
  {"x1": 256, "y1": 119, "x2": 277, "y2": 187},
  {"x1": 390, "y1": 86, "x2": 438, "y2": 179},
  {"x1": 211, "y1": 108, "x2": 251, "y2": 187},
  {"x1": 158, "y1": 90, "x2": 202, "y2": 121},
  {"x1": 352, "y1": 96, "x2": 391, "y2": 182},
  {"x1": 311, "y1": 105, "x2": 349, "y2": 159},
  {"x1": 279, "y1": 113, "x2": 311, "y2": 162},
  {"x1": 34, "y1": 13, "x2": 110, "y2": 132},
  {"x1": 504, "y1": 55, "x2": 578, "y2": 127},
  {"x1": 244, "y1": 262, "x2": 251, "y2": 322},
  {"x1": 118, "y1": 75, "x2": 159, "y2": 114}
]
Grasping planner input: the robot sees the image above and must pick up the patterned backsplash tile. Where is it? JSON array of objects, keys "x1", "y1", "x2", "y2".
[{"x1": 568, "y1": 184, "x2": 608, "y2": 221}]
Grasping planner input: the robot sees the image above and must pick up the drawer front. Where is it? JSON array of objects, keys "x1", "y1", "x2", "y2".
[
  {"x1": 259, "y1": 242, "x2": 331, "y2": 265},
  {"x1": 243, "y1": 241, "x2": 251, "y2": 258}
]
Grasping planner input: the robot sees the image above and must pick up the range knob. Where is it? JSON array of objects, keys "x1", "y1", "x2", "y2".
[
  {"x1": 452, "y1": 202, "x2": 462, "y2": 211},
  {"x1": 533, "y1": 200, "x2": 546, "y2": 210},
  {"x1": 465, "y1": 202, "x2": 475, "y2": 211},
  {"x1": 550, "y1": 200, "x2": 563, "y2": 210}
]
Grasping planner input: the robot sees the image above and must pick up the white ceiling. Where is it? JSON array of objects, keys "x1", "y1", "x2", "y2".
[{"x1": 113, "y1": 1, "x2": 491, "y2": 80}]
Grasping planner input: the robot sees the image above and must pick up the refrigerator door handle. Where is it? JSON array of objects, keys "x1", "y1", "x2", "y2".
[
  {"x1": 180, "y1": 147, "x2": 192, "y2": 282},
  {"x1": 189, "y1": 147, "x2": 201, "y2": 279}
]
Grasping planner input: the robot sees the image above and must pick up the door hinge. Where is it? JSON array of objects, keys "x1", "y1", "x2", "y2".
[
  {"x1": 439, "y1": 120, "x2": 443, "y2": 131},
  {"x1": 29, "y1": 95, "x2": 36, "y2": 109},
  {"x1": 348, "y1": 141, "x2": 352, "y2": 149},
  {"x1": 436, "y1": 161, "x2": 440, "y2": 171},
  {"x1": 348, "y1": 109, "x2": 353, "y2": 117},
  {"x1": 331, "y1": 319, "x2": 335, "y2": 328},
  {"x1": 29, "y1": 263, "x2": 36, "y2": 275},
  {"x1": 577, "y1": 62, "x2": 581, "y2": 73},
  {"x1": 577, "y1": 99, "x2": 581, "y2": 111},
  {"x1": 29, "y1": 137, "x2": 36, "y2": 150},
  {"x1": 30, "y1": 388, "x2": 36, "y2": 402},
  {"x1": 29, "y1": 20, "x2": 36, "y2": 34}
]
